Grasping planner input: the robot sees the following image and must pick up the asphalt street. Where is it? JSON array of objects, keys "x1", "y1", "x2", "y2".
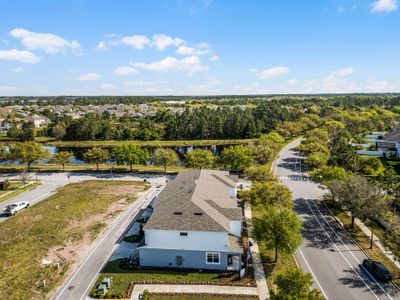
[{"x1": 274, "y1": 139, "x2": 400, "y2": 300}]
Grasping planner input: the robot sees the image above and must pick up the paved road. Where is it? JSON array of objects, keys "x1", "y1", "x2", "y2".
[
  {"x1": 53, "y1": 185, "x2": 165, "y2": 300},
  {"x1": 0, "y1": 172, "x2": 170, "y2": 223},
  {"x1": 274, "y1": 139, "x2": 400, "y2": 300}
]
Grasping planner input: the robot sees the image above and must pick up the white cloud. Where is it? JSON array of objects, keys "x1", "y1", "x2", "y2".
[
  {"x1": 366, "y1": 79, "x2": 390, "y2": 92},
  {"x1": 113, "y1": 66, "x2": 138, "y2": 76},
  {"x1": 68, "y1": 68, "x2": 79, "y2": 73},
  {"x1": 176, "y1": 44, "x2": 212, "y2": 56},
  {"x1": 120, "y1": 35, "x2": 150, "y2": 49},
  {"x1": 151, "y1": 34, "x2": 185, "y2": 51},
  {"x1": 96, "y1": 41, "x2": 107, "y2": 51},
  {"x1": 250, "y1": 66, "x2": 290, "y2": 79},
  {"x1": 287, "y1": 79, "x2": 298, "y2": 85},
  {"x1": 176, "y1": 45, "x2": 196, "y2": 55},
  {"x1": 326, "y1": 67, "x2": 354, "y2": 78},
  {"x1": 100, "y1": 83, "x2": 118, "y2": 91},
  {"x1": 133, "y1": 55, "x2": 207, "y2": 74},
  {"x1": 371, "y1": 0, "x2": 398, "y2": 12},
  {"x1": 11, "y1": 67, "x2": 24, "y2": 72},
  {"x1": 209, "y1": 55, "x2": 219, "y2": 61},
  {"x1": 0, "y1": 49, "x2": 41, "y2": 64},
  {"x1": 75, "y1": 72, "x2": 102, "y2": 81},
  {"x1": 9, "y1": 28, "x2": 81, "y2": 54}
]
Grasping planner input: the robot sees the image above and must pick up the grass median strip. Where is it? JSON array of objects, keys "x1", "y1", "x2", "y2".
[
  {"x1": 251, "y1": 204, "x2": 297, "y2": 293},
  {"x1": 0, "y1": 180, "x2": 145, "y2": 300},
  {"x1": 325, "y1": 201, "x2": 400, "y2": 286}
]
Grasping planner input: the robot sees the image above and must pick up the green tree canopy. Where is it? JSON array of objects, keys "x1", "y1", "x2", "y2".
[
  {"x1": 220, "y1": 145, "x2": 253, "y2": 172},
  {"x1": 309, "y1": 165, "x2": 349, "y2": 183},
  {"x1": 154, "y1": 148, "x2": 179, "y2": 172},
  {"x1": 244, "y1": 165, "x2": 277, "y2": 183},
  {"x1": 336, "y1": 176, "x2": 384, "y2": 229},
  {"x1": 112, "y1": 144, "x2": 150, "y2": 172},
  {"x1": 248, "y1": 181, "x2": 293, "y2": 208},
  {"x1": 49, "y1": 151, "x2": 73, "y2": 171},
  {"x1": 253, "y1": 207, "x2": 303, "y2": 262},
  {"x1": 271, "y1": 268, "x2": 325, "y2": 300},
  {"x1": 9, "y1": 142, "x2": 50, "y2": 171},
  {"x1": 0, "y1": 144, "x2": 8, "y2": 162},
  {"x1": 185, "y1": 149, "x2": 215, "y2": 169},
  {"x1": 83, "y1": 147, "x2": 110, "y2": 171},
  {"x1": 304, "y1": 151, "x2": 330, "y2": 170}
]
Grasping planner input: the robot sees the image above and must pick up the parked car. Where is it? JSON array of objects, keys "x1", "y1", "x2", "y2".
[
  {"x1": 3, "y1": 201, "x2": 30, "y2": 215},
  {"x1": 362, "y1": 259, "x2": 392, "y2": 282}
]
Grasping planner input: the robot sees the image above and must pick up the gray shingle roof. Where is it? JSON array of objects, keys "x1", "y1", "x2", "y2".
[
  {"x1": 383, "y1": 127, "x2": 400, "y2": 142},
  {"x1": 144, "y1": 169, "x2": 241, "y2": 232}
]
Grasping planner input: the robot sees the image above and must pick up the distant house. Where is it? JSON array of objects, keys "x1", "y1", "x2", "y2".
[
  {"x1": 28, "y1": 115, "x2": 50, "y2": 128},
  {"x1": 0, "y1": 118, "x2": 6, "y2": 132},
  {"x1": 376, "y1": 127, "x2": 400, "y2": 158},
  {"x1": 138, "y1": 170, "x2": 243, "y2": 271}
]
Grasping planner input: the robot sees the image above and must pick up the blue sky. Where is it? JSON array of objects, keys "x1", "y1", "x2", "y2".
[{"x1": 0, "y1": 0, "x2": 399, "y2": 96}]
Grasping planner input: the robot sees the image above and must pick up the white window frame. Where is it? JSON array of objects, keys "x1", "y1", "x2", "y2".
[{"x1": 206, "y1": 252, "x2": 220, "y2": 264}]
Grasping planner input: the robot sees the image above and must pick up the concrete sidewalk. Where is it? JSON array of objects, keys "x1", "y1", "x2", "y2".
[
  {"x1": 244, "y1": 202, "x2": 270, "y2": 300},
  {"x1": 355, "y1": 217, "x2": 400, "y2": 269},
  {"x1": 0, "y1": 181, "x2": 34, "y2": 199},
  {"x1": 130, "y1": 284, "x2": 258, "y2": 299}
]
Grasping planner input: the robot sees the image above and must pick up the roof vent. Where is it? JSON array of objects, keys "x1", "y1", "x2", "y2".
[
  {"x1": 174, "y1": 211, "x2": 183, "y2": 215},
  {"x1": 194, "y1": 212, "x2": 203, "y2": 216}
]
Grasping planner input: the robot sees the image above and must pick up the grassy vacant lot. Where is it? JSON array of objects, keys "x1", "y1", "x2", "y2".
[
  {"x1": 91, "y1": 259, "x2": 255, "y2": 298},
  {"x1": 0, "y1": 164, "x2": 187, "y2": 174},
  {"x1": 325, "y1": 202, "x2": 400, "y2": 286},
  {"x1": 0, "y1": 181, "x2": 41, "y2": 202},
  {"x1": 45, "y1": 138, "x2": 255, "y2": 148},
  {"x1": 147, "y1": 295, "x2": 258, "y2": 300},
  {"x1": 0, "y1": 180, "x2": 145, "y2": 300},
  {"x1": 251, "y1": 204, "x2": 297, "y2": 293}
]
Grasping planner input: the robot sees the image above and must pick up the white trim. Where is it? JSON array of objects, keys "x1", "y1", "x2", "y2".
[{"x1": 206, "y1": 252, "x2": 220, "y2": 264}]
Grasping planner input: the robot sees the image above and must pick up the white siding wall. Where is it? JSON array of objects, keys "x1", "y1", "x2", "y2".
[
  {"x1": 229, "y1": 220, "x2": 242, "y2": 237},
  {"x1": 230, "y1": 187, "x2": 237, "y2": 198},
  {"x1": 144, "y1": 229, "x2": 229, "y2": 251}
]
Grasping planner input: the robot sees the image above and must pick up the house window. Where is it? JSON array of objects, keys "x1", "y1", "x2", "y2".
[
  {"x1": 180, "y1": 232, "x2": 188, "y2": 236},
  {"x1": 176, "y1": 256, "x2": 183, "y2": 265},
  {"x1": 206, "y1": 252, "x2": 220, "y2": 264}
]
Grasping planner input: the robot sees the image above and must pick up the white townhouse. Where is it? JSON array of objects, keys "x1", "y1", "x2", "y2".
[{"x1": 138, "y1": 169, "x2": 243, "y2": 271}]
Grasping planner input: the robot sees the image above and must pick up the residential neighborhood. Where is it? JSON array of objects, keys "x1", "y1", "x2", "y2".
[{"x1": 2, "y1": 1, "x2": 400, "y2": 300}]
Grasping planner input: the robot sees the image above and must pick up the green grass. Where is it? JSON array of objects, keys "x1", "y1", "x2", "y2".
[
  {"x1": 0, "y1": 181, "x2": 41, "y2": 202},
  {"x1": 91, "y1": 259, "x2": 255, "y2": 298},
  {"x1": 0, "y1": 180, "x2": 145, "y2": 300},
  {"x1": 44, "y1": 138, "x2": 256, "y2": 148},
  {"x1": 324, "y1": 201, "x2": 400, "y2": 286},
  {"x1": 147, "y1": 295, "x2": 258, "y2": 300},
  {"x1": 0, "y1": 182, "x2": 25, "y2": 196},
  {"x1": 251, "y1": 204, "x2": 297, "y2": 293}
]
